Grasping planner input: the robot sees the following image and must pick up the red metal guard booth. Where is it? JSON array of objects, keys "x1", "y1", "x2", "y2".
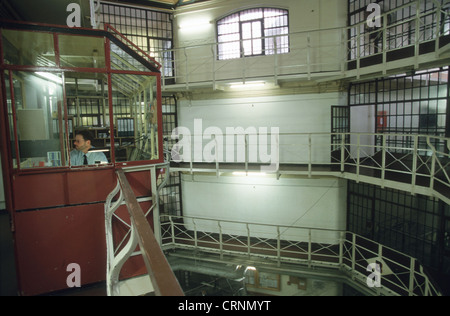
[{"x1": 0, "y1": 20, "x2": 164, "y2": 295}]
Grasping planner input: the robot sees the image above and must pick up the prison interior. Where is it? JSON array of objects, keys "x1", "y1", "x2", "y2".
[{"x1": 0, "y1": 0, "x2": 449, "y2": 297}]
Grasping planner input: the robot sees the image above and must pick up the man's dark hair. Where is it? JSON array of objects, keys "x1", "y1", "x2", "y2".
[{"x1": 76, "y1": 130, "x2": 95, "y2": 142}]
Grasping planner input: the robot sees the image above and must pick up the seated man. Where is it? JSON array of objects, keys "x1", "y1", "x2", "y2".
[{"x1": 70, "y1": 130, "x2": 108, "y2": 166}]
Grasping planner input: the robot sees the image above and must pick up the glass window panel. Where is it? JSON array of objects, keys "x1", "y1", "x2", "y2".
[
  {"x1": 110, "y1": 42, "x2": 149, "y2": 72},
  {"x1": 59, "y1": 35, "x2": 106, "y2": 68},
  {"x1": 111, "y1": 74, "x2": 159, "y2": 163},
  {"x1": 65, "y1": 72, "x2": 111, "y2": 166},
  {"x1": 217, "y1": 8, "x2": 289, "y2": 60},
  {"x1": 240, "y1": 8, "x2": 263, "y2": 21},
  {"x1": 2, "y1": 30, "x2": 55, "y2": 67},
  {"x1": 3, "y1": 71, "x2": 16, "y2": 168},
  {"x1": 9, "y1": 71, "x2": 68, "y2": 169}
]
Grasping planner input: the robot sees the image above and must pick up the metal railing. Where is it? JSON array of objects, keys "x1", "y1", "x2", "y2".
[
  {"x1": 105, "y1": 23, "x2": 162, "y2": 72},
  {"x1": 156, "y1": 1, "x2": 449, "y2": 89},
  {"x1": 160, "y1": 215, "x2": 442, "y2": 296},
  {"x1": 104, "y1": 166, "x2": 183, "y2": 296},
  {"x1": 169, "y1": 131, "x2": 450, "y2": 204}
]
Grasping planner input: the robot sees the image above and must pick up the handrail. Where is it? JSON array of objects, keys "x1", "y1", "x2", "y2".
[
  {"x1": 160, "y1": 215, "x2": 442, "y2": 296},
  {"x1": 169, "y1": 131, "x2": 450, "y2": 204},
  {"x1": 105, "y1": 168, "x2": 184, "y2": 296},
  {"x1": 104, "y1": 23, "x2": 162, "y2": 71},
  {"x1": 156, "y1": 2, "x2": 449, "y2": 88}
]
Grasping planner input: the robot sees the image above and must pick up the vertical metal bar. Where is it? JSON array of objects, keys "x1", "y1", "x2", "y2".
[
  {"x1": 161, "y1": 58, "x2": 166, "y2": 91},
  {"x1": 273, "y1": 36, "x2": 278, "y2": 85},
  {"x1": 356, "y1": 134, "x2": 361, "y2": 182},
  {"x1": 308, "y1": 133, "x2": 312, "y2": 178},
  {"x1": 276, "y1": 226, "x2": 281, "y2": 267},
  {"x1": 170, "y1": 216, "x2": 175, "y2": 245},
  {"x1": 212, "y1": 45, "x2": 217, "y2": 90},
  {"x1": 435, "y1": 2, "x2": 441, "y2": 58},
  {"x1": 307, "y1": 34, "x2": 311, "y2": 80},
  {"x1": 382, "y1": 8, "x2": 387, "y2": 74},
  {"x1": 414, "y1": 0, "x2": 420, "y2": 68},
  {"x1": 245, "y1": 134, "x2": 249, "y2": 174},
  {"x1": 409, "y1": 257, "x2": 416, "y2": 296},
  {"x1": 215, "y1": 135, "x2": 219, "y2": 178},
  {"x1": 351, "y1": 233, "x2": 356, "y2": 278},
  {"x1": 411, "y1": 135, "x2": 418, "y2": 195},
  {"x1": 339, "y1": 231, "x2": 344, "y2": 267},
  {"x1": 428, "y1": 136, "x2": 436, "y2": 191},
  {"x1": 193, "y1": 218, "x2": 198, "y2": 249},
  {"x1": 189, "y1": 135, "x2": 193, "y2": 175},
  {"x1": 308, "y1": 229, "x2": 312, "y2": 268},
  {"x1": 381, "y1": 134, "x2": 387, "y2": 188},
  {"x1": 247, "y1": 223, "x2": 251, "y2": 257},
  {"x1": 151, "y1": 166, "x2": 161, "y2": 245},
  {"x1": 356, "y1": 22, "x2": 361, "y2": 79},
  {"x1": 341, "y1": 133, "x2": 346, "y2": 172},
  {"x1": 184, "y1": 47, "x2": 189, "y2": 90},
  {"x1": 218, "y1": 221, "x2": 223, "y2": 260},
  {"x1": 340, "y1": 29, "x2": 346, "y2": 74}
]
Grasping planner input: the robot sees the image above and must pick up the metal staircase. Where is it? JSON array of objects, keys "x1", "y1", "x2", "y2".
[{"x1": 104, "y1": 164, "x2": 183, "y2": 296}]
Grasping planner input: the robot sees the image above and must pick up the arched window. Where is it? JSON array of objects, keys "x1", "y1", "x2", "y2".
[{"x1": 217, "y1": 8, "x2": 289, "y2": 60}]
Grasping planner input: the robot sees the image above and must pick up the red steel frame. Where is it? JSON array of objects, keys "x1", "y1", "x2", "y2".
[{"x1": 0, "y1": 20, "x2": 164, "y2": 295}]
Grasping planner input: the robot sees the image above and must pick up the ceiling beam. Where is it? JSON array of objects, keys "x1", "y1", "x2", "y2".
[{"x1": 114, "y1": 0, "x2": 177, "y2": 10}]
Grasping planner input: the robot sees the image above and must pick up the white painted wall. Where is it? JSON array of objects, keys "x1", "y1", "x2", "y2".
[
  {"x1": 176, "y1": 92, "x2": 341, "y2": 164},
  {"x1": 350, "y1": 105, "x2": 376, "y2": 158},
  {"x1": 181, "y1": 174, "x2": 347, "y2": 243},
  {"x1": 172, "y1": 0, "x2": 348, "y2": 84},
  {"x1": 173, "y1": 1, "x2": 349, "y2": 243},
  {"x1": 175, "y1": 91, "x2": 347, "y2": 242}
]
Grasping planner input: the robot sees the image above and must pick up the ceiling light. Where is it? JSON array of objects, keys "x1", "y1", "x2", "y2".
[
  {"x1": 232, "y1": 172, "x2": 267, "y2": 177},
  {"x1": 35, "y1": 72, "x2": 63, "y2": 84},
  {"x1": 229, "y1": 81, "x2": 266, "y2": 89}
]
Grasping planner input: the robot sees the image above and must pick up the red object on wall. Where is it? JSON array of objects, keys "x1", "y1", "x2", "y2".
[{"x1": 377, "y1": 111, "x2": 388, "y2": 132}]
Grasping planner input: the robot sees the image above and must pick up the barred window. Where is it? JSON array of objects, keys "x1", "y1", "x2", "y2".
[{"x1": 217, "y1": 8, "x2": 289, "y2": 60}]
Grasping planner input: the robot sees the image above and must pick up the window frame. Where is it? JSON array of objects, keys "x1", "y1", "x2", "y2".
[{"x1": 216, "y1": 7, "x2": 290, "y2": 60}]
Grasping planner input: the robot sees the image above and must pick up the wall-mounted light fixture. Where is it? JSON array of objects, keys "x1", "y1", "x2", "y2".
[
  {"x1": 35, "y1": 72, "x2": 63, "y2": 84},
  {"x1": 232, "y1": 172, "x2": 267, "y2": 177},
  {"x1": 229, "y1": 81, "x2": 266, "y2": 89}
]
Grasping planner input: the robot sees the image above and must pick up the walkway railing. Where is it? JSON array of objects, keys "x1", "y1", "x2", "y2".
[
  {"x1": 104, "y1": 166, "x2": 183, "y2": 296},
  {"x1": 157, "y1": 1, "x2": 450, "y2": 89},
  {"x1": 169, "y1": 132, "x2": 450, "y2": 204},
  {"x1": 160, "y1": 215, "x2": 442, "y2": 296}
]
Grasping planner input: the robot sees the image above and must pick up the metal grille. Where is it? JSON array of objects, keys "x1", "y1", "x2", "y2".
[
  {"x1": 100, "y1": 3, "x2": 174, "y2": 78},
  {"x1": 348, "y1": 0, "x2": 450, "y2": 59},
  {"x1": 347, "y1": 180, "x2": 449, "y2": 275},
  {"x1": 349, "y1": 67, "x2": 449, "y2": 152},
  {"x1": 67, "y1": 97, "x2": 104, "y2": 127},
  {"x1": 161, "y1": 95, "x2": 182, "y2": 218}
]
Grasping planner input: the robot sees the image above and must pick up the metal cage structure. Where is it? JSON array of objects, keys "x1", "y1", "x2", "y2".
[{"x1": 0, "y1": 20, "x2": 165, "y2": 295}]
